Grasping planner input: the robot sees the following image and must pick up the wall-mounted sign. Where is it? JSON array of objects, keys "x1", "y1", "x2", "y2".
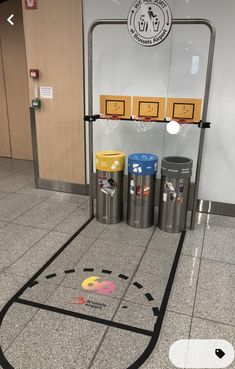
[
  {"x1": 127, "y1": 0, "x2": 172, "y2": 47},
  {"x1": 166, "y1": 98, "x2": 202, "y2": 122},
  {"x1": 100, "y1": 95, "x2": 131, "y2": 119},
  {"x1": 133, "y1": 96, "x2": 166, "y2": 120},
  {"x1": 40, "y1": 86, "x2": 53, "y2": 100},
  {"x1": 25, "y1": 0, "x2": 37, "y2": 10}
]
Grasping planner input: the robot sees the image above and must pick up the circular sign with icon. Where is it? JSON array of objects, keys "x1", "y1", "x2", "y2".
[{"x1": 127, "y1": 0, "x2": 172, "y2": 47}]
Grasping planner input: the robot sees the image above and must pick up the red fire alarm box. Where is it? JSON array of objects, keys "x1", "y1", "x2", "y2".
[
  {"x1": 25, "y1": 0, "x2": 37, "y2": 10},
  {"x1": 30, "y1": 69, "x2": 39, "y2": 79}
]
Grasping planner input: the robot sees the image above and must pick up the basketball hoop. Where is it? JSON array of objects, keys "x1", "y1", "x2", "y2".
[
  {"x1": 177, "y1": 119, "x2": 193, "y2": 137},
  {"x1": 100, "y1": 115, "x2": 120, "y2": 135},
  {"x1": 135, "y1": 116, "x2": 155, "y2": 133}
]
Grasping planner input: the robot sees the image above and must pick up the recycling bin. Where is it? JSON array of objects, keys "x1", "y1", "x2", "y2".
[
  {"x1": 127, "y1": 153, "x2": 158, "y2": 228},
  {"x1": 96, "y1": 151, "x2": 125, "y2": 224},
  {"x1": 158, "y1": 156, "x2": 193, "y2": 233}
]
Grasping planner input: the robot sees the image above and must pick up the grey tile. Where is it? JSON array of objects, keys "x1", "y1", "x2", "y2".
[
  {"x1": 182, "y1": 225, "x2": 205, "y2": 258},
  {"x1": 20, "y1": 281, "x2": 60, "y2": 304},
  {"x1": 168, "y1": 255, "x2": 200, "y2": 315},
  {"x1": 13, "y1": 199, "x2": 78, "y2": 230},
  {"x1": 137, "y1": 249, "x2": 175, "y2": 276},
  {"x1": 0, "y1": 158, "x2": 12, "y2": 166},
  {"x1": 0, "y1": 193, "x2": 43, "y2": 222},
  {"x1": 45, "y1": 284, "x2": 119, "y2": 320},
  {"x1": 114, "y1": 300, "x2": 157, "y2": 332},
  {"x1": 54, "y1": 202, "x2": 90, "y2": 234},
  {"x1": 5, "y1": 309, "x2": 108, "y2": 369},
  {"x1": 80, "y1": 219, "x2": 108, "y2": 239},
  {"x1": 148, "y1": 228, "x2": 181, "y2": 253},
  {"x1": 0, "y1": 191, "x2": 8, "y2": 200},
  {"x1": 90, "y1": 328, "x2": 150, "y2": 369},
  {"x1": 125, "y1": 271, "x2": 167, "y2": 307},
  {"x1": 142, "y1": 311, "x2": 191, "y2": 369},
  {"x1": 0, "y1": 221, "x2": 6, "y2": 229},
  {"x1": 99, "y1": 222, "x2": 154, "y2": 247},
  {"x1": 207, "y1": 214, "x2": 235, "y2": 229},
  {"x1": 194, "y1": 259, "x2": 235, "y2": 326},
  {"x1": 0, "y1": 224, "x2": 48, "y2": 272},
  {"x1": 7, "y1": 231, "x2": 70, "y2": 278},
  {"x1": 202, "y1": 225, "x2": 235, "y2": 264},
  {"x1": 50, "y1": 192, "x2": 88, "y2": 205},
  {"x1": 76, "y1": 238, "x2": 144, "y2": 274},
  {"x1": 186, "y1": 211, "x2": 208, "y2": 227},
  {"x1": 0, "y1": 173, "x2": 33, "y2": 192},
  {"x1": 0, "y1": 171, "x2": 12, "y2": 180},
  {"x1": 0, "y1": 159, "x2": 32, "y2": 173},
  {"x1": 0, "y1": 273, "x2": 27, "y2": 309},
  {"x1": 37, "y1": 236, "x2": 96, "y2": 284},
  {"x1": 0, "y1": 304, "x2": 38, "y2": 351},
  {"x1": 17, "y1": 183, "x2": 54, "y2": 199},
  {"x1": 190, "y1": 317, "x2": 235, "y2": 352}
]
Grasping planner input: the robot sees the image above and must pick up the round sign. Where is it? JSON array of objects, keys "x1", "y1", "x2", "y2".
[{"x1": 127, "y1": 0, "x2": 172, "y2": 47}]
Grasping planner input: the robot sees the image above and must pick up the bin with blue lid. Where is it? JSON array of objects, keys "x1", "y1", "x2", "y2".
[{"x1": 127, "y1": 153, "x2": 158, "y2": 228}]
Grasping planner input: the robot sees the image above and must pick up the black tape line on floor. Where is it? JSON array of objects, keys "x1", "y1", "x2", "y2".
[
  {"x1": 83, "y1": 268, "x2": 94, "y2": 272},
  {"x1": 15, "y1": 298, "x2": 154, "y2": 338},
  {"x1": 101, "y1": 269, "x2": 112, "y2": 275},
  {"x1": 118, "y1": 274, "x2": 129, "y2": 280},
  {"x1": 64, "y1": 269, "x2": 76, "y2": 274},
  {"x1": 133, "y1": 282, "x2": 143, "y2": 289},
  {"x1": 28, "y1": 281, "x2": 39, "y2": 288},
  {"x1": 46, "y1": 273, "x2": 57, "y2": 279},
  {"x1": 145, "y1": 293, "x2": 154, "y2": 302}
]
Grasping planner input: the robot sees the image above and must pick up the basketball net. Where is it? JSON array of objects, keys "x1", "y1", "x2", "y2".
[
  {"x1": 135, "y1": 116, "x2": 155, "y2": 133},
  {"x1": 176, "y1": 119, "x2": 193, "y2": 137},
  {"x1": 100, "y1": 115, "x2": 120, "y2": 135}
]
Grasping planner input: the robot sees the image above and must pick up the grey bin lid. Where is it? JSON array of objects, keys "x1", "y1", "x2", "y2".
[{"x1": 161, "y1": 156, "x2": 193, "y2": 178}]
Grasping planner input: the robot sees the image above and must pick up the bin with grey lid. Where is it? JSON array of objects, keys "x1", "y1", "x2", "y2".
[
  {"x1": 127, "y1": 153, "x2": 158, "y2": 228},
  {"x1": 158, "y1": 156, "x2": 193, "y2": 233}
]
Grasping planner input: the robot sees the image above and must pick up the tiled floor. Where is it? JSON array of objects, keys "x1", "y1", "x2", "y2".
[{"x1": 0, "y1": 159, "x2": 234, "y2": 369}]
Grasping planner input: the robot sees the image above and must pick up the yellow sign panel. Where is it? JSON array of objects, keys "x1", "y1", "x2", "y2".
[
  {"x1": 166, "y1": 98, "x2": 202, "y2": 123},
  {"x1": 133, "y1": 97, "x2": 166, "y2": 120},
  {"x1": 100, "y1": 95, "x2": 131, "y2": 119}
]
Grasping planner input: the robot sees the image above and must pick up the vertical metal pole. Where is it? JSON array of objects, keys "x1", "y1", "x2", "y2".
[
  {"x1": 190, "y1": 21, "x2": 216, "y2": 229},
  {"x1": 88, "y1": 26, "x2": 94, "y2": 217}
]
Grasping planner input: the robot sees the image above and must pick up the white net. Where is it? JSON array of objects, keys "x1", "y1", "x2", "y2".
[
  {"x1": 101, "y1": 118, "x2": 120, "y2": 135},
  {"x1": 136, "y1": 120, "x2": 155, "y2": 133},
  {"x1": 177, "y1": 122, "x2": 193, "y2": 137}
]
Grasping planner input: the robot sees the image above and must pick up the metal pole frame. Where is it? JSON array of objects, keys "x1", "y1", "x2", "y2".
[{"x1": 87, "y1": 18, "x2": 216, "y2": 229}]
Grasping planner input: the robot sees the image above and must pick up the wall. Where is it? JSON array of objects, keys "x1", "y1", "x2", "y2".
[
  {"x1": 22, "y1": 0, "x2": 86, "y2": 185},
  {"x1": 0, "y1": 0, "x2": 32, "y2": 160},
  {"x1": 83, "y1": 0, "x2": 235, "y2": 205}
]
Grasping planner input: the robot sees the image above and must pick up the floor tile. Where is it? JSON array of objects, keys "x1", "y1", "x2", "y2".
[
  {"x1": 50, "y1": 192, "x2": 88, "y2": 205},
  {"x1": 182, "y1": 225, "x2": 205, "y2": 258},
  {"x1": 99, "y1": 222, "x2": 154, "y2": 247},
  {"x1": 4, "y1": 309, "x2": 108, "y2": 369},
  {"x1": 186, "y1": 211, "x2": 208, "y2": 227},
  {"x1": 13, "y1": 199, "x2": 78, "y2": 230},
  {"x1": 36, "y1": 236, "x2": 96, "y2": 284},
  {"x1": 7, "y1": 231, "x2": 70, "y2": 278},
  {"x1": 0, "y1": 304, "x2": 38, "y2": 351},
  {"x1": 90, "y1": 328, "x2": 150, "y2": 369},
  {"x1": 202, "y1": 225, "x2": 235, "y2": 264},
  {"x1": 0, "y1": 273, "x2": 28, "y2": 310},
  {"x1": 190, "y1": 317, "x2": 235, "y2": 359},
  {"x1": 194, "y1": 259, "x2": 235, "y2": 326},
  {"x1": 79, "y1": 219, "x2": 108, "y2": 239},
  {"x1": 137, "y1": 249, "x2": 175, "y2": 277},
  {"x1": 0, "y1": 191, "x2": 8, "y2": 200},
  {"x1": 0, "y1": 173, "x2": 33, "y2": 192},
  {"x1": 168, "y1": 255, "x2": 200, "y2": 315},
  {"x1": 76, "y1": 238, "x2": 145, "y2": 274},
  {"x1": 0, "y1": 171, "x2": 12, "y2": 181},
  {"x1": 0, "y1": 221, "x2": 6, "y2": 229},
  {"x1": 0, "y1": 193, "x2": 42, "y2": 222},
  {"x1": 20, "y1": 281, "x2": 61, "y2": 304},
  {"x1": 45, "y1": 284, "x2": 119, "y2": 320},
  {"x1": 17, "y1": 183, "x2": 54, "y2": 200},
  {"x1": 148, "y1": 228, "x2": 180, "y2": 254},
  {"x1": 54, "y1": 202, "x2": 90, "y2": 234},
  {"x1": 142, "y1": 312, "x2": 191, "y2": 369},
  {"x1": 0, "y1": 158, "x2": 12, "y2": 166},
  {"x1": 0, "y1": 159, "x2": 32, "y2": 173},
  {"x1": 207, "y1": 214, "x2": 235, "y2": 229},
  {"x1": 0, "y1": 224, "x2": 48, "y2": 272}
]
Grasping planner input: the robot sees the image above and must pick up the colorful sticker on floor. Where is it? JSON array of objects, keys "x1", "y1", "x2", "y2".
[
  {"x1": 82, "y1": 276, "x2": 116, "y2": 295},
  {"x1": 98, "y1": 177, "x2": 118, "y2": 197},
  {"x1": 72, "y1": 296, "x2": 107, "y2": 310}
]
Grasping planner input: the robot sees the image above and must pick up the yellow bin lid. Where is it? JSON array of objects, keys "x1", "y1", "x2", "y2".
[{"x1": 96, "y1": 151, "x2": 125, "y2": 172}]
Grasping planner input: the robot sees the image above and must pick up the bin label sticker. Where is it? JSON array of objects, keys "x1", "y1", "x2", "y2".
[
  {"x1": 130, "y1": 179, "x2": 135, "y2": 195},
  {"x1": 177, "y1": 197, "x2": 184, "y2": 205},
  {"x1": 136, "y1": 185, "x2": 142, "y2": 196},
  {"x1": 133, "y1": 163, "x2": 143, "y2": 174},
  {"x1": 169, "y1": 192, "x2": 177, "y2": 202},
  {"x1": 163, "y1": 193, "x2": 167, "y2": 202},
  {"x1": 179, "y1": 183, "x2": 184, "y2": 193},
  {"x1": 144, "y1": 185, "x2": 150, "y2": 197},
  {"x1": 98, "y1": 177, "x2": 118, "y2": 197}
]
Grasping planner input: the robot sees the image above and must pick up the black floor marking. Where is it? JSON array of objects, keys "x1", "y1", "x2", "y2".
[
  {"x1": 28, "y1": 281, "x2": 39, "y2": 288},
  {"x1": 152, "y1": 307, "x2": 160, "y2": 316},
  {"x1": 145, "y1": 293, "x2": 154, "y2": 302},
  {"x1": 0, "y1": 219, "x2": 186, "y2": 369},
  {"x1": 133, "y1": 282, "x2": 143, "y2": 289},
  {"x1": 83, "y1": 268, "x2": 94, "y2": 272},
  {"x1": 45, "y1": 273, "x2": 57, "y2": 279},
  {"x1": 64, "y1": 269, "x2": 75, "y2": 274},
  {"x1": 101, "y1": 269, "x2": 112, "y2": 275},
  {"x1": 15, "y1": 298, "x2": 154, "y2": 338}
]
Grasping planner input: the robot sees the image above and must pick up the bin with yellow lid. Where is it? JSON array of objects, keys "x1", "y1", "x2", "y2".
[{"x1": 96, "y1": 151, "x2": 125, "y2": 224}]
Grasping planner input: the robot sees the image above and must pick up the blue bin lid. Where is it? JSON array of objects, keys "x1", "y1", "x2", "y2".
[{"x1": 128, "y1": 153, "x2": 158, "y2": 176}]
